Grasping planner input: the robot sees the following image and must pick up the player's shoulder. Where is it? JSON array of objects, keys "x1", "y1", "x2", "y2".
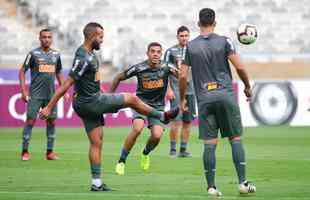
[
  {"x1": 135, "y1": 60, "x2": 149, "y2": 71},
  {"x1": 212, "y1": 33, "x2": 232, "y2": 43},
  {"x1": 50, "y1": 48, "x2": 61, "y2": 56},
  {"x1": 166, "y1": 44, "x2": 179, "y2": 53},
  {"x1": 187, "y1": 36, "x2": 202, "y2": 48},
  {"x1": 126, "y1": 60, "x2": 148, "y2": 72},
  {"x1": 74, "y1": 45, "x2": 90, "y2": 60},
  {"x1": 28, "y1": 47, "x2": 42, "y2": 56}
]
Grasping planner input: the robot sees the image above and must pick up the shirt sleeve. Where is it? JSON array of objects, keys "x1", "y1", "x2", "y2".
[
  {"x1": 123, "y1": 64, "x2": 138, "y2": 79},
  {"x1": 56, "y1": 55, "x2": 62, "y2": 74},
  {"x1": 22, "y1": 53, "x2": 34, "y2": 72},
  {"x1": 164, "y1": 49, "x2": 172, "y2": 64},
  {"x1": 164, "y1": 64, "x2": 176, "y2": 75},
  {"x1": 69, "y1": 57, "x2": 89, "y2": 80},
  {"x1": 225, "y1": 37, "x2": 237, "y2": 57}
]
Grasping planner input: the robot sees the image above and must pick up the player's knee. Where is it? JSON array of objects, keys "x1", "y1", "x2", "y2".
[
  {"x1": 153, "y1": 134, "x2": 161, "y2": 141},
  {"x1": 182, "y1": 125, "x2": 191, "y2": 133},
  {"x1": 182, "y1": 121, "x2": 191, "y2": 129},
  {"x1": 151, "y1": 128, "x2": 163, "y2": 140},
  {"x1": 204, "y1": 138, "x2": 218, "y2": 145},
  {"x1": 46, "y1": 119, "x2": 55, "y2": 126},
  {"x1": 229, "y1": 135, "x2": 241, "y2": 141},
  {"x1": 170, "y1": 121, "x2": 181, "y2": 132},
  {"x1": 91, "y1": 139, "x2": 102, "y2": 148},
  {"x1": 125, "y1": 93, "x2": 139, "y2": 107},
  {"x1": 26, "y1": 119, "x2": 36, "y2": 126},
  {"x1": 132, "y1": 126, "x2": 143, "y2": 134}
]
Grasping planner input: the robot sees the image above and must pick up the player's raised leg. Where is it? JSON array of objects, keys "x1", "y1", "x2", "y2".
[
  {"x1": 116, "y1": 119, "x2": 144, "y2": 175},
  {"x1": 122, "y1": 93, "x2": 179, "y2": 124}
]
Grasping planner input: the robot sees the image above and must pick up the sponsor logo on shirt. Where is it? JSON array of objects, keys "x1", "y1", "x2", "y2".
[
  {"x1": 142, "y1": 79, "x2": 164, "y2": 89},
  {"x1": 39, "y1": 64, "x2": 56, "y2": 73}
]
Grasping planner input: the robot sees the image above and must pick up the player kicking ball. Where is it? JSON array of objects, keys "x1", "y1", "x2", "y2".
[
  {"x1": 110, "y1": 42, "x2": 178, "y2": 175},
  {"x1": 39, "y1": 23, "x2": 179, "y2": 192}
]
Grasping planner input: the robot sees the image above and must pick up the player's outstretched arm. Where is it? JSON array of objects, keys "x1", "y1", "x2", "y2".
[
  {"x1": 228, "y1": 54, "x2": 252, "y2": 100},
  {"x1": 39, "y1": 77, "x2": 75, "y2": 119},
  {"x1": 109, "y1": 71, "x2": 127, "y2": 93}
]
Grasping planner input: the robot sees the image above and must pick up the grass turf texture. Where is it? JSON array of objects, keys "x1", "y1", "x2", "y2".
[{"x1": 0, "y1": 126, "x2": 310, "y2": 200}]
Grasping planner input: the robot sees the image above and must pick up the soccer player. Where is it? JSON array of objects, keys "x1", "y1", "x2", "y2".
[
  {"x1": 19, "y1": 28, "x2": 67, "y2": 161},
  {"x1": 39, "y1": 23, "x2": 178, "y2": 191},
  {"x1": 164, "y1": 26, "x2": 196, "y2": 157},
  {"x1": 111, "y1": 42, "x2": 177, "y2": 175},
  {"x1": 179, "y1": 8, "x2": 256, "y2": 196}
]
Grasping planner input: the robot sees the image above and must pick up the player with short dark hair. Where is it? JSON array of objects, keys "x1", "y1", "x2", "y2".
[
  {"x1": 164, "y1": 25, "x2": 196, "y2": 158},
  {"x1": 111, "y1": 42, "x2": 178, "y2": 175},
  {"x1": 19, "y1": 28, "x2": 67, "y2": 161},
  {"x1": 179, "y1": 8, "x2": 256, "y2": 196},
  {"x1": 39, "y1": 22, "x2": 178, "y2": 191}
]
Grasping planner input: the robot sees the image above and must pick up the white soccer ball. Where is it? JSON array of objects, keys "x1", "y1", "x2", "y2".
[{"x1": 237, "y1": 23, "x2": 258, "y2": 45}]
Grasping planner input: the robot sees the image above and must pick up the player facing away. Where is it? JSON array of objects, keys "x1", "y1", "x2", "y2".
[
  {"x1": 39, "y1": 23, "x2": 179, "y2": 192},
  {"x1": 164, "y1": 26, "x2": 196, "y2": 158},
  {"x1": 19, "y1": 28, "x2": 67, "y2": 161},
  {"x1": 179, "y1": 8, "x2": 256, "y2": 196},
  {"x1": 111, "y1": 42, "x2": 178, "y2": 175}
]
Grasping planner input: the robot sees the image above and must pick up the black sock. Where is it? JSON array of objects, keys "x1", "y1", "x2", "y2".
[
  {"x1": 203, "y1": 143, "x2": 217, "y2": 188},
  {"x1": 22, "y1": 124, "x2": 33, "y2": 152},
  {"x1": 119, "y1": 148, "x2": 129, "y2": 163},
  {"x1": 231, "y1": 140, "x2": 246, "y2": 184},
  {"x1": 143, "y1": 139, "x2": 159, "y2": 155}
]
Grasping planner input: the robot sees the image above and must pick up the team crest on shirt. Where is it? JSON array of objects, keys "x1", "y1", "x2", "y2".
[
  {"x1": 158, "y1": 70, "x2": 165, "y2": 77},
  {"x1": 51, "y1": 56, "x2": 57, "y2": 63}
]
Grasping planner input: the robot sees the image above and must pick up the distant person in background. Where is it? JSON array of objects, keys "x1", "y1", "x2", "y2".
[
  {"x1": 164, "y1": 26, "x2": 196, "y2": 158},
  {"x1": 19, "y1": 28, "x2": 67, "y2": 161},
  {"x1": 179, "y1": 8, "x2": 256, "y2": 196}
]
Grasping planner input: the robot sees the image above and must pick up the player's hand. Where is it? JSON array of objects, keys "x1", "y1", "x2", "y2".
[
  {"x1": 165, "y1": 89, "x2": 175, "y2": 101},
  {"x1": 21, "y1": 90, "x2": 29, "y2": 102},
  {"x1": 39, "y1": 107, "x2": 51, "y2": 120},
  {"x1": 244, "y1": 87, "x2": 252, "y2": 102},
  {"x1": 180, "y1": 99, "x2": 188, "y2": 112}
]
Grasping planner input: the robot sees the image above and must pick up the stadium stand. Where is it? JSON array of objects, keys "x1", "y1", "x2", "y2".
[{"x1": 0, "y1": 0, "x2": 309, "y2": 80}]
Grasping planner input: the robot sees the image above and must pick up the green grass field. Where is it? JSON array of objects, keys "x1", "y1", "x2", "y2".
[{"x1": 0, "y1": 126, "x2": 310, "y2": 200}]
